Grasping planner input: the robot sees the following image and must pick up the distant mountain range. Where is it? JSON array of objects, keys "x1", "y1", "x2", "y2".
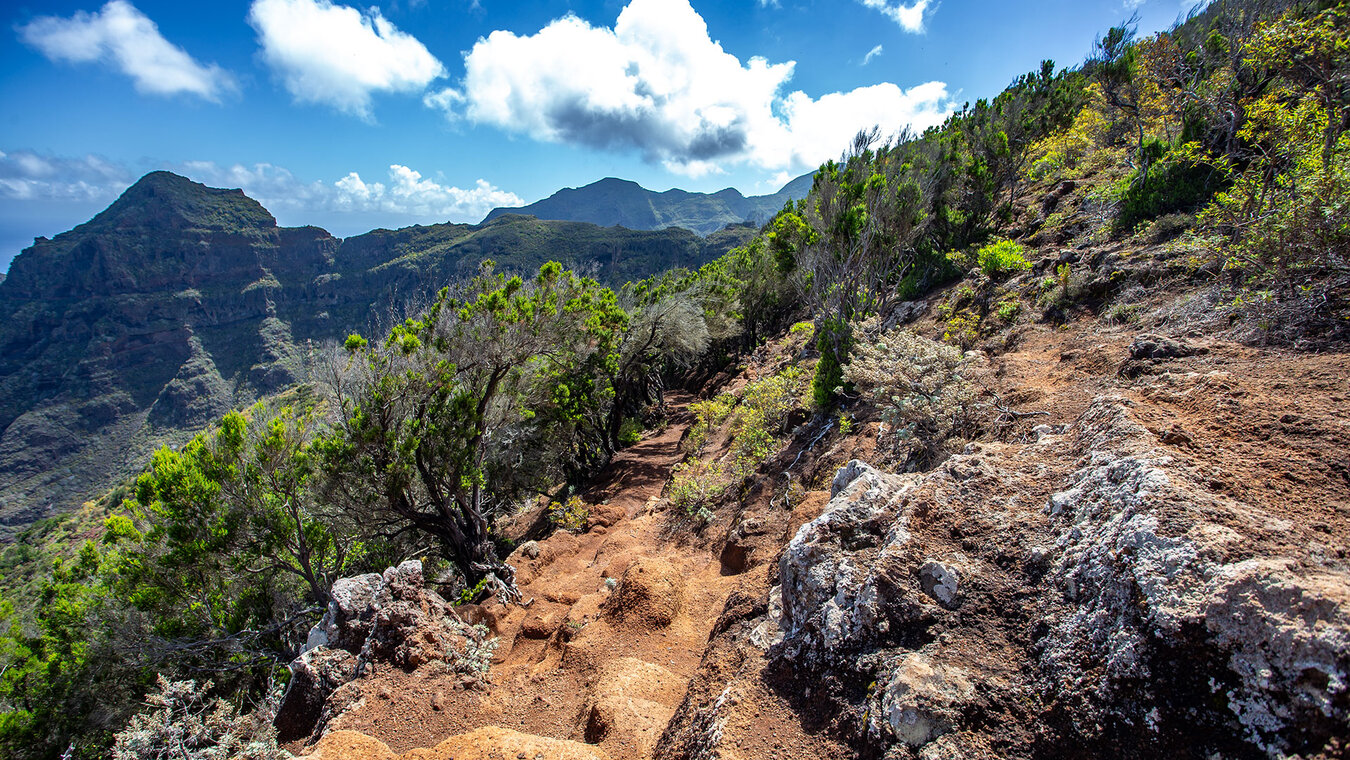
[
  {"x1": 0, "y1": 171, "x2": 756, "y2": 533},
  {"x1": 483, "y1": 173, "x2": 814, "y2": 235}
]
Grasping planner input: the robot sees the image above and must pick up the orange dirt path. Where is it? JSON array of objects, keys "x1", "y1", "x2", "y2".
[{"x1": 325, "y1": 392, "x2": 745, "y2": 759}]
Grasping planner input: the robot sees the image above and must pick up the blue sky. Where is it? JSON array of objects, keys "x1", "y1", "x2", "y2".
[{"x1": 1, "y1": 0, "x2": 1201, "y2": 271}]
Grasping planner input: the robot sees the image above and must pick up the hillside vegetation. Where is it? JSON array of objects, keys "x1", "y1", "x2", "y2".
[
  {"x1": 0, "y1": 1, "x2": 1347, "y2": 758},
  {"x1": 0, "y1": 178, "x2": 751, "y2": 536}
]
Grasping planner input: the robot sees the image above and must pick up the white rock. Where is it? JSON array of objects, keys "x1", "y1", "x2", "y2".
[
  {"x1": 919, "y1": 561, "x2": 960, "y2": 607},
  {"x1": 877, "y1": 653, "x2": 974, "y2": 747}
]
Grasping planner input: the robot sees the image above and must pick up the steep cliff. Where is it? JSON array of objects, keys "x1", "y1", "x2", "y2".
[{"x1": 0, "y1": 172, "x2": 750, "y2": 532}]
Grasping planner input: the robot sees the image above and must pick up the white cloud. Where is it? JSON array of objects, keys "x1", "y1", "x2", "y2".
[
  {"x1": 857, "y1": 0, "x2": 934, "y2": 33},
  {"x1": 248, "y1": 0, "x2": 445, "y2": 118},
  {"x1": 425, "y1": 0, "x2": 953, "y2": 176},
  {"x1": 863, "y1": 44, "x2": 884, "y2": 65},
  {"x1": 0, "y1": 150, "x2": 134, "y2": 202},
  {"x1": 0, "y1": 150, "x2": 519, "y2": 226},
  {"x1": 331, "y1": 165, "x2": 523, "y2": 218},
  {"x1": 18, "y1": 0, "x2": 235, "y2": 101},
  {"x1": 775, "y1": 81, "x2": 951, "y2": 168},
  {"x1": 173, "y1": 161, "x2": 521, "y2": 220}
]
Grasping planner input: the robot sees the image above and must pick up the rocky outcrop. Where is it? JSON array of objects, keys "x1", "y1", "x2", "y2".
[
  {"x1": 775, "y1": 460, "x2": 926, "y2": 669},
  {"x1": 275, "y1": 561, "x2": 497, "y2": 743},
  {"x1": 1039, "y1": 397, "x2": 1349, "y2": 757},
  {"x1": 762, "y1": 397, "x2": 1348, "y2": 758}
]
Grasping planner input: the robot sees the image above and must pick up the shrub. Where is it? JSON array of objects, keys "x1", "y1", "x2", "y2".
[
  {"x1": 547, "y1": 496, "x2": 589, "y2": 533},
  {"x1": 111, "y1": 676, "x2": 284, "y2": 760},
  {"x1": 1146, "y1": 212, "x2": 1196, "y2": 244},
  {"x1": 728, "y1": 365, "x2": 808, "y2": 477},
  {"x1": 844, "y1": 323, "x2": 981, "y2": 468},
  {"x1": 668, "y1": 460, "x2": 725, "y2": 522},
  {"x1": 438, "y1": 619, "x2": 498, "y2": 678},
  {"x1": 811, "y1": 317, "x2": 851, "y2": 408},
  {"x1": 1116, "y1": 141, "x2": 1220, "y2": 231},
  {"x1": 995, "y1": 299, "x2": 1022, "y2": 322},
  {"x1": 976, "y1": 239, "x2": 1032, "y2": 278},
  {"x1": 617, "y1": 417, "x2": 643, "y2": 447},
  {"x1": 941, "y1": 309, "x2": 982, "y2": 348},
  {"x1": 683, "y1": 394, "x2": 735, "y2": 455}
]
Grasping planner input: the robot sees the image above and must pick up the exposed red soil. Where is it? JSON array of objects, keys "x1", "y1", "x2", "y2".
[{"x1": 304, "y1": 294, "x2": 1350, "y2": 759}]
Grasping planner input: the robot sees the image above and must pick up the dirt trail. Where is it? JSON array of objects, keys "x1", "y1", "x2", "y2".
[{"x1": 325, "y1": 392, "x2": 746, "y2": 759}]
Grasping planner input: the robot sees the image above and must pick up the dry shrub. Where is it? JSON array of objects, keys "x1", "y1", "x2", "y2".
[
  {"x1": 844, "y1": 321, "x2": 983, "y2": 468},
  {"x1": 111, "y1": 676, "x2": 285, "y2": 760}
]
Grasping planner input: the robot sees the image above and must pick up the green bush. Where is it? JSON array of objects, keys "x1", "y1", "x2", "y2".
[
  {"x1": 546, "y1": 496, "x2": 589, "y2": 533},
  {"x1": 1117, "y1": 140, "x2": 1220, "y2": 232},
  {"x1": 617, "y1": 417, "x2": 643, "y2": 447},
  {"x1": 976, "y1": 239, "x2": 1032, "y2": 278},
  {"x1": 668, "y1": 460, "x2": 725, "y2": 522},
  {"x1": 729, "y1": 365, "x2": 808, "y2": 477},
  {"x1": 811, "y1": 317, "x2": 851, "y2": 408},
  {"x1": 683, "y1": 394, "x2": 736, "y2": 455}
]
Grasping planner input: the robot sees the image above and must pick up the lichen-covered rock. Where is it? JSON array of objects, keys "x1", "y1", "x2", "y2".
[
  {"x1": 764, "y1": 397, "x2": 1349, "y2": 759},
  {"x1": 918, "y1": 561, "x2": 960, "y2": 608},
  {"x1": 1202, "y1": 560, "x2": 1350, "y2": 751},
  {"x1": 1040, "y1": 396, "x2": 1350, "y2": 757},
  {"x1": 276, "y1": 561, "x2": 497, "y2": 743},
  {"x1": 777, "y1": 460, "x2": 923, "y2": 666},
  {"x1": 871, "y1": 652, "x2": 974, "y2": 747},
  {"x1": 308, "y1": 572, "x2": 384, "y2": 653},
  {"x1": 274, "y1": 648, "x2": 358, "y2": 742}
]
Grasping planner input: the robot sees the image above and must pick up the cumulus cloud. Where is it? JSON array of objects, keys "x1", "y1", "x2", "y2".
[
  {"x1": 177, "y1": 160, "x2": 520, "y2": 220},
  {"x1": 862, "y1": 44, "x2": 884, "y2": 65},
  {"x1": 248, "y1": 0, "x2": 445, "y2": 118},
  {"x1": 425, "y1": 0, "x2": 953, "y2": 176},
  {"x1": 857, "y1": 0, "x2": 934, "y2": 33},
  {"x1": 331, "y1": 165, "x2": 523, "y2": 218},
  {"x1": 0, "y1": 150, "x2": 518, "y2": 227},
  {"x1": 17, "y1": 0, "x2": 235, "y2": 100},
  {"x1": 0, "y1": 149, "x2": 134, "y2": 202}
]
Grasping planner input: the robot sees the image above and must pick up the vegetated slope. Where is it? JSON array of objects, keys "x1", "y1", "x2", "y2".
[
  {"x1": 482, "y1": 173, "x2": 813, "y2": 235},
  {"x1": 0, "y1": 172, "x2": 750, "y2": 534},
  {"x1": 4, "y1": 1, "x2": 1346, "y2": 757},
  {"x1": 284, "y1": 231, "x2": 1349, "y2": 759}
]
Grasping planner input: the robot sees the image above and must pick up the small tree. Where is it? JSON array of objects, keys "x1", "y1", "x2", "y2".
[
  {"x1": 799, "y1": 128, "x2": 931, "y2": 405},
  {"x1": 108, "y1": 404, "x2": 348, "y2": 673},
  {"x1": 324, "y1": 262, "x2": 624, "y2": 602}
]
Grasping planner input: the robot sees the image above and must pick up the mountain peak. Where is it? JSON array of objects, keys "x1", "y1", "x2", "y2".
[
  {"x1": 92, "y1": 170, "x2": 277, "y2": 233},
  {"x1": 588, "y1": 177, "x2": 643, "y2": 189},
  {"x1": 481, "y1": 171, "x2": 813, "y2": 235}
]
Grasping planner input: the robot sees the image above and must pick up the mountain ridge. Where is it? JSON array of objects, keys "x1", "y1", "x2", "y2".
[
  {"x1": 482, "y1": 172, "x2": 813, "y2": 235},
  {"x1": 0, "y1": 171, "x2": 755, "y2": 533}
]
